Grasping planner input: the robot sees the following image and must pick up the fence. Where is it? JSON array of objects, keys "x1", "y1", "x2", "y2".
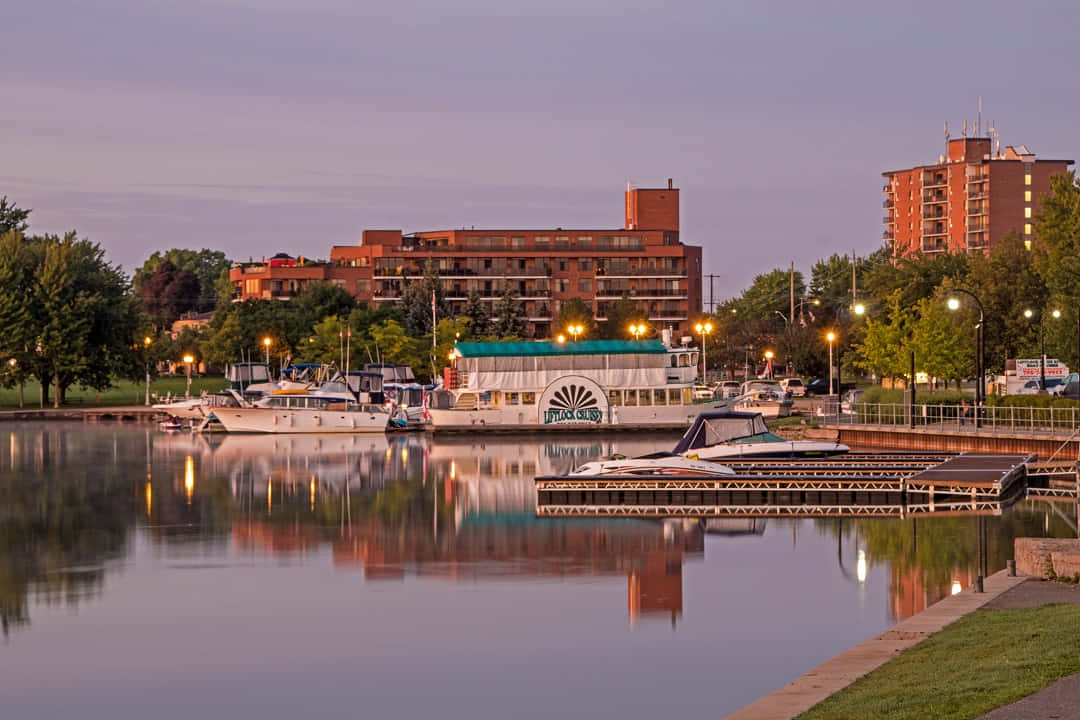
[{"x1": 823, "y1": 401, "x2": 1080, "y2": 435}]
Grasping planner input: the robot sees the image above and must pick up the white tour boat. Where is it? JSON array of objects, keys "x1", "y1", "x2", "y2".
[{"x1": 428, "y1": 338, "x2": 725, "y2": 431}]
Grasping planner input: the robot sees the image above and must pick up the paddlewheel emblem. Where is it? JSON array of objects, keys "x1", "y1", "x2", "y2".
[{"x1": 539, "y1": 376, "x2": 608, "y2": 425}]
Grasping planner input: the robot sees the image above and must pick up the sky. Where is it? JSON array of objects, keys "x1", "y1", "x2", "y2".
[{"x1": 3, "y1": 0, "x2": 1079, "y2": 299}]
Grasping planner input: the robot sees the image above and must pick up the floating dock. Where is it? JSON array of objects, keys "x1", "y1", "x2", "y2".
[{"x1": 535, "y1": 452, "x2": 1037, "y2": 518}]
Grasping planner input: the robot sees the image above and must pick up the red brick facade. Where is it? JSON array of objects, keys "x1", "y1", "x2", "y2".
[
  {"x1": 884, "y1": 138, "x2": 1072, "y2": 258},
  {"x1": 230, "y1": 183, "x2": 703, "y2": 338}
]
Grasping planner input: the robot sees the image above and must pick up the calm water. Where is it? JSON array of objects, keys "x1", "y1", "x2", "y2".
[{"x1": 0, "y1": 424, "x2": 1075, "y2": 719}]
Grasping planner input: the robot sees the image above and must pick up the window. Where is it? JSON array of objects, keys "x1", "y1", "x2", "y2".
[
  {"x1": 653, "y1": 389, "x2": 667, "y2": 406},
  {"x1": 578, "y1": 279, "x2": 592, "y2": 293},
  {"x1": 557, "y1": 279, "x2": 570, "y2": 293},
  {"x1": 507, "y1": 392, "x2": 520, "y2": 405},
  {"x1": 578, "y1": 259, "x2": 593, "y2": 271},
  {"x1": 555, "y1": 236, "x2": 570, "y2": 249},
  {"x1": 668, "y1": 389, "x2": 682, "y2": 405},
  {"x1": 1025, "y1": 239, "x2": 1032, "y2": 251},
  {"x1": 355, "y1": 279, "x2": 371, "y2": 294},
  {"x1": 534, "y1": 236, "x2": 550, "y2": 248},
  {"x1": 638, "y1": 389, "x2": 652, "y2": 406},
  {"x1": 608, "y1": 389, "x2": 621, "y2": 406},
  {"x1": 1025, "y1": 223, "x2": 1033, "y2": 235},
  {"x1": 511, "y1": 236, "x2": 526, "y2": 249},
  {"x1": 1025, "y1": 207, "x2": 1032, "y2": 218},
  {"x1": 624, "y1": 390, "x2": 637, "y2": 407},
  {"x1": 1025, "y1": 174, "x2": 1032, "y2": 186},
  {"x1": 1025, "y1": 190, "x2": 1032, "y2": 202},
  {"x1": 682, "y1": 388, "x2": 693, "y2": 404},
  {"x1": 576, "y1": 236, "x2": 593, "y2": 248},
  {"x1": 521, "y1": 392, "x2": 536, "y2": 405},
  {"x1": 558, "y1": 260, "x2": 568, "y2": 272}
]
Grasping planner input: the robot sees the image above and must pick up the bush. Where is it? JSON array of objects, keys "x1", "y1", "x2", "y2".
[
  {"x1": 859, "y1": 385, "x2": 970, "y2": 405},
  {"x1": 987, "y1": 394, "x2": 1080, "y2": 409}
]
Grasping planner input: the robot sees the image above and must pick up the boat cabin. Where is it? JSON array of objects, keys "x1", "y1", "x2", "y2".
[{"x1": 672, "y1": 411, "x2": 780, "y2": 453}]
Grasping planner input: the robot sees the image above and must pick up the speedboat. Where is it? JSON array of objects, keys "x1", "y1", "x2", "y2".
[
  {"x1": 569, "y1": 453, "x2": 735, "y2": 477},
  {"x1": 673, "y1": 410, "x2": 849, "y2": 460}
]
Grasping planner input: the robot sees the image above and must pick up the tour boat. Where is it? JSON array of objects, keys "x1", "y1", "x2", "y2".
[
  {"x1": 212, "y1": 371, "x2": 391, "y2": 434},
  {"x1": 427, "y1": 336, "x2": 725, "y2": 431},
  {"x1": 673, "y1": 410, "x2": 849, "y2": 460}
]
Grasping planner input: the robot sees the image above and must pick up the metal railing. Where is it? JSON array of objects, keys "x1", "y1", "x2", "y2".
[{"x1": 822, "y1": 401, "x2": 1080, "y2": 434}]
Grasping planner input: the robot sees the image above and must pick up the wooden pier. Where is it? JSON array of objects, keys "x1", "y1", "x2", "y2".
[{"x1": 535, "y1": 452, "x2": 1036, "y2": 519}]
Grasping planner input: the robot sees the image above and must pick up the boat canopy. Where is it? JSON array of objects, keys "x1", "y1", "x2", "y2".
[
  {"x1": 672, "y1": 411, "x2": 769, "y2": 453},
  {"x1": 454, "y1": 339, "x2": 666, "y2": 357},
  {"x1": 226, "y1": 363, "x2": 271, "y2": 384}
]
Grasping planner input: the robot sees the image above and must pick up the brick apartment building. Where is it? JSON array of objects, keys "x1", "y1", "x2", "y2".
[
  {"x1": 883, "y1": 136, "x2": 1073, "y2": 257},
  {"x1": 230, "y1": 181, "x2": 703, "y2": 338}
]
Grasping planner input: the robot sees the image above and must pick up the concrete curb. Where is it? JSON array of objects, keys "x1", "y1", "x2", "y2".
[{"x1": 724, "y1": 569, "x2": 1027, "y2": 720}]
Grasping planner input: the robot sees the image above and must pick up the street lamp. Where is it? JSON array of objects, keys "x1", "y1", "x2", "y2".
[
  {"x1": 694, "y1": 321, "x2": 713, "y2": 382},
  {"x1": 853, "y1": 303, "x2": 866, "y2": 316},
  {"x1": 826, "y1": 331, "x2": 836, "y2": 398},
  {"x1": 764, "y1": 350, "x2": 774, "y2": 379},
  {"x1": 262, "y1": 337, "x2": 272, "y2": 366},
  {"x1": 1024, "y1": 308, "x2": 1061, "y2": 392},
  {"x1": 556, "y1": 334, "x2": 566, "y2": 344},
  {"x1": 947, "y1": 290, "x2": 985, "y2": 425},
  {"x1": 143, "y1": 336, "x2": 152, "y2": 406},
  {"x1": 628, "y1": 323, "x2": 647, "y2": 340},
  {"x1": 183, "y1": 354, "x2": 195, "y2": 399},
  {"x1": 567, "y1": 324, "x2": 584, "y2": 342}
]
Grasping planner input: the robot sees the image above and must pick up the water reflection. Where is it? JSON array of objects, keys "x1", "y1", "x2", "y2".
[{"x1": 0, "y1": 425, "x2": 1077, "y2": 641}]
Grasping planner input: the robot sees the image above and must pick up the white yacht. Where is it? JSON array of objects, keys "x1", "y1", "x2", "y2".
[
  {"x1": 427, "y1": 336, "x2": 725, "y2": 431},
  {"x1": 673, "y1": 410, "x2": 849, "y2": 460},
  {"x1": 212, "y1": 371, "x2": 391, "y2": 434}
]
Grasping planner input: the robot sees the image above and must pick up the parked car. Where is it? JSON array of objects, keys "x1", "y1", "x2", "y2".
[
  {"x1": 717, "y1": 380, "x2": 742, "y2": 399},
  {"x1": 778, "y1": 377, "x2": 806, "y2": 397},
  {"x1": 1018, "y1": 378, "x2": 1063, "y2": 395},
  {"x1": 805, "y1": 378, "x2": 856, "y2": 395},
  {"x1": 693, "y1": 384, "x2": 714, "y2": 400},
  {"x1": 1049, "y1": 374, "x2": 1078, "y2": 396}
]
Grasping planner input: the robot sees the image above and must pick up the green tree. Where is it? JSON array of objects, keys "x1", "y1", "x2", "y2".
[
  {"x1": 292, "y1": 281, "x2": 357, "y2": 329},
  {"x1": 0, "y1": 197, "x2": 30, "y2": 234},
  {"x1": 599, "y1": 296, "x2": 645, "y2": 340},
  {"x1": 736, "y1": 268, "x2": 806, "y2": 322},
  {"x1": 911, "y1": 295, "x2": 974, "y2": 388},
  {"x1": 402, "y1": 260, "x2": 448, "y2": 338},
  {"x1": 135, "y1": 260, "x2": 201, "y2": 325},
  {"x1": 852, "y1": 291, "x2": 916, "y2": 382},
  {"x1": 0, "y1": 232, "x2": 36, "y2": 388},
  {"x1": 491, "y1": 283, "x2": 526, "y2": 339},
  {"x1": 462, "y1": 290, "x2": 491, "y2": 337},
  {"x1": 1032, "y1": 171, "x2": 1080, "y2": 302},
  {"x1": 133, "y1": 249, "x2": 231, "y2": 312},
  {"x1": 557, "y1": 297, "x2": 594, "y2": 337}
]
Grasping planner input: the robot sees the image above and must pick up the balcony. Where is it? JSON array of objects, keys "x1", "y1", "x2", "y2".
[
  {"x1": 922, "y1": 174, "x2": 948, "y2": 188},
  {"x1": 882, "y1": 198, "x2": 894, "y2": 209},
  {"x1": 882, "y1": 230, "x2": 894, "y2": 240},
  {"x1": 967, "y1": 190, "x2": 988, "y2": 201},
  {"x1": 921, "y1": 239, "x2": 947, "y2": 253},
  {"x1": 922, "y1": 192, "x2": 947, "y2": 204},
  {"x1": 967, "y1": 203, "x2": 988, "y2": 216}
]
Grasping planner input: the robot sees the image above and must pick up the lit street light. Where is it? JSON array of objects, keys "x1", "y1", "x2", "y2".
[
  {"x1": 143, "y1": 336, "x2": 152, "y2": 406},
  {"x1": 567, "y1": 324, "x2": 584, "y2": 342},
  {"x1": 1024, "y1": 308, "x2": 1061, "y2": 392},
  {"x1": 853, "y1": 303, "x2": 866, "y2": 316},
  {"x1": 694, "y1": 321, "x2": 714, "y2": 383},
  {"x1": 628, "y1": 323, "x2": 648, "y2": 340},
  {"x1": 183, "y1": 354, "x2": 195, "y2": 399},
  {"x1": 947, "y1": 290, "x2": 985, "y2": 426},
  {"x1": 763, "y1": 350, "x2": 774, "y2": 379},
  {"x1": 262, "y1": 336, "x2": 272, "y2": 366},
  {"x1": 556, "y1": 334, "x2": 566, "y2": 344},
  {"x1": 826, "y1": 331, "x2": 836, "y2": 399}
]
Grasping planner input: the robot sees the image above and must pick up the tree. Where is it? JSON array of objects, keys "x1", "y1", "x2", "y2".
[
  {"x1": 292, "y1": 281, "x2": 357, "y2": 329},
  {"x1": 0, "y1": 231, "x2": 36, "y2": 391},
  {"x1": 852, "y1": 290, "x2": 916, "y2": 382},
  {"x1": 462, "y1": 290, "x2": 491, "y2": 337},
  {"x1": 0, "y1": 197, "x2": 30, "y2": 234},
  {"x1": 132, "y1": 249, "x2": 231, "y2": 312},
  {"x1": 490, "y1": 283, "x2": 526, "y2": 339},
  {"x1": 557, "y1": 297, "x2": 594, "y2": 337},
  {"x1": 599, "y1": 296, "x2": 643, "y2": 340},
  {"x1": 135, "y1": 260, "x2": 201, "y2": 325},
  {"x1": 911, "y1": 295, "x2": 973, "y2": 389},
  {"x1": 736, "y1": 268, "x2": 806, "y2": 323},
  {"x1": 402, "y1": 260, "x2": 448, "y2": 338}
]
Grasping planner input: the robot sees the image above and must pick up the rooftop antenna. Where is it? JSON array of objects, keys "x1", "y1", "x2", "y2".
[
  {"x1": 962, "y1": 119, "x2": 968, "y2": 138},
  {"x1": 977, "y1": 96, "x2": 982, "y2": 136},
  {"x1": 944, "y1": 121, "x2": 950, "y2": 153}
]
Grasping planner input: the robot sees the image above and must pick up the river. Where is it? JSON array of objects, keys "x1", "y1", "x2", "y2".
[{"x1": 0, "y1": 423, "x2": 1075, "y2": 718}]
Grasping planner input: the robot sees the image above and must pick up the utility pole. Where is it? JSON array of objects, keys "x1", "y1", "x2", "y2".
[
  {"x1": 789, "y1": 261, "x2": 795, "y2": 326},
  {"x1": 851, "y1": 251, "x2": 857, "y2": 304}
]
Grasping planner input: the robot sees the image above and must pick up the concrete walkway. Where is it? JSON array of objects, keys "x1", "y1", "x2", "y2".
[{"x1": 723, "y1": 569, "x2": 1027, "y2": 720}]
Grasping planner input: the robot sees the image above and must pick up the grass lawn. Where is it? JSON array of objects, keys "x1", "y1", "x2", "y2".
[
  {"x1": 0, "y1": 376, "x2": 229, "y2": 410},
  {"x1": 797, "y1": 604, "x2": 1080, "y2": 720}
]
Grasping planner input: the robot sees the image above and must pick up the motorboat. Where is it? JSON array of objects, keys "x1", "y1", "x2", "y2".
[
  {"x1": 673, "y1": 410, "x2": 849, "y2": 460},
  {"x1": 568, "y1": 453, "x2": 735, "y2": 477}
]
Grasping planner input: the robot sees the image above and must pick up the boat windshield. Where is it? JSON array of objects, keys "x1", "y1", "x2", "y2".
[
  {"x1": 318, "y1": 382, "x2": 349, "y2": 395},
  {"x1": 672, "y1": 412, "x2": 769, "y2": 452}
]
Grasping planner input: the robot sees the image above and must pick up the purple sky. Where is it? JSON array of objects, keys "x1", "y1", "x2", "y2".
[{"x1": 3, "y1": 0, "x2": 1077, "y2": 298}]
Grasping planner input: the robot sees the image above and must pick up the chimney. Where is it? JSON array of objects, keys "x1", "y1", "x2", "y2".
[{"x1": 667, "y1": 178, "x2": 673, "y2": 189}]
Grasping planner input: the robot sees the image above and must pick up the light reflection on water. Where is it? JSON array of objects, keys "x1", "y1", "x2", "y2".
[{"x1": 0, "y1": 424, "x2": 1075, "y2": 719}]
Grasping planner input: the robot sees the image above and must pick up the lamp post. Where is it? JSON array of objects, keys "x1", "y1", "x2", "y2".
[
  {"x1": 1023, "y1": 308, "x2": 1061, "y2": 392},
  {"x1": 183, "y1": 354, "x2": 194, "y2": 399},
  {"x1": 826, "y1": 331, "x2": 836, "y2": 398},
  {"x1": 947, "y1": 290, "x2": 985, "y2": 427},
  {"x1": 629, "y1": 323, "x2": 647, "y2": 340},
  {"x1": 143, "y1": 336, "x2": 152, "y2": 406},
  {"x1": 567, "y1": 324, "x2": 584, "y2": 342},
  {"x1": 694, "y1": 321, "x2": 713, "y2": 383},
  {"x1": 764, "y1": 350, "x2": 774, "y2": 379},
  {"x1": 262, "y1": 336, "x2": 272, "y2": 366}
]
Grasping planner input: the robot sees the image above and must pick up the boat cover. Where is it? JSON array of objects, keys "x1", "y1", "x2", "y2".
[{"x1": 672, "y1": 411, "x2": 769, "y2": 453}]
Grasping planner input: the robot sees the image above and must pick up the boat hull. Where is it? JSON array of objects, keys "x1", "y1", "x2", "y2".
[
  {"x1": 213, "y1": 407, "x2": 389, "y2": 434},
  {"x1": 428, "y1": 400, "x2": 726, "y2": 432},
  {"x1": 687, "y1": 440, "x2": 849, "y2": 460}
]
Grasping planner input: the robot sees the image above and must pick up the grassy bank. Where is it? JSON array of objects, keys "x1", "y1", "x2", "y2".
[
  {"x1": 797, "y1": 604, "x2": 1080, "y2": 720},
  {"x1": 0, "y1": 376, "x2": 228, "y2": 410}
]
